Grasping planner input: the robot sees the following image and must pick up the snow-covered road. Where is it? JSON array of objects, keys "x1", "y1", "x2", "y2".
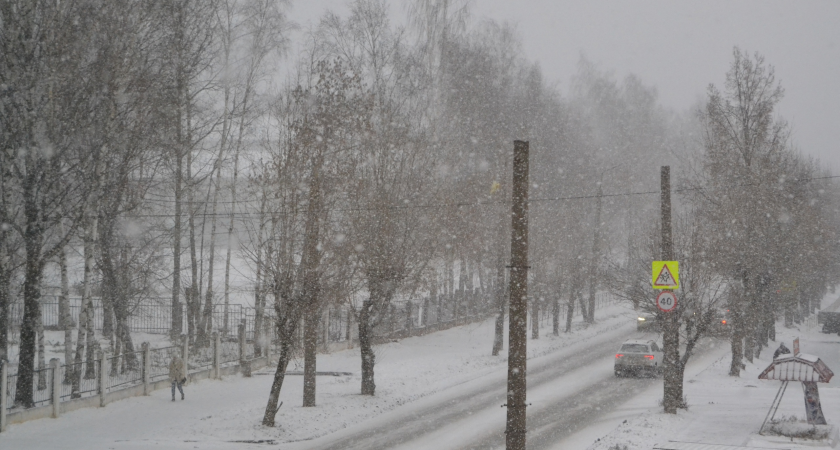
[
  {"x1": 292, "y1": 325, "x2": 645, "y2": 450},
  {"x1": 299, "y1": 335, "x2": 726, "y2": 450}
]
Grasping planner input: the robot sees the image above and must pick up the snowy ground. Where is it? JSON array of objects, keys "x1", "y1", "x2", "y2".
[
  {"x1": 2, "y1": 297, "x2": 839, "y2": 450},
  {"x1": 583, "y1": 294, "x2": 840, "y2": 450}
]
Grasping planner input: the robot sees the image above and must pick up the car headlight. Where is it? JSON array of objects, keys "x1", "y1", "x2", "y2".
[{"x1": 637, "y1": 317, "x2": 645, "y2": 321}]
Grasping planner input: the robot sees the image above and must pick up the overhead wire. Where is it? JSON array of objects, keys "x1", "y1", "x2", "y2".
[{"x1": 123, "y1": 173, "x2": 840, "y2": 219}]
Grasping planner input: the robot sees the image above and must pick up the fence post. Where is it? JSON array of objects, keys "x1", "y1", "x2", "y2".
[
  {"x1": 213, "y1": 332, "x2": 221, "y2": 380},
  {"x1": 181, "y1": 334, "x2": 189, "y2": 385},
  {"x1": 50, "y1": 358, "x2": 61, "y2": 418},
  {"x1": 1, "y1": 359, "x2": 7, "y2": 432},
  {"x1": 142, "y1": 342, "x2": 151, "y2": 395},
  {"x1": 98, "y1": 350, "x2": 108, "y2": 407}
]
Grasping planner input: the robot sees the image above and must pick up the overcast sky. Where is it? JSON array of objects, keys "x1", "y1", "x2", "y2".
[{"x1": 289, "y1": 0, "x2": 840, "y2": 172}]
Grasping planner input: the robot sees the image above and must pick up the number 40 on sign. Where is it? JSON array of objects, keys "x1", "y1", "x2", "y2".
[{"x1": 656, "y1": 291, "x2": 677, "y2": 312}]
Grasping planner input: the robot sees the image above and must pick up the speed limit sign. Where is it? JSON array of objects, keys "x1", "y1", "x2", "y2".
[{"x1": 656, "y1": 291, "x2": 677, "y2": 312}]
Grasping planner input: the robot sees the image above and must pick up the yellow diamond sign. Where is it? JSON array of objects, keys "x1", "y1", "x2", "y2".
[{"x1": 652, "y1": 261, "x2": 679, "y2": 289}]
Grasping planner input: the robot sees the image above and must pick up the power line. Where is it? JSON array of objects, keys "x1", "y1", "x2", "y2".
[{"x1": 120, "y1": 174, "x2": 840, "y2": 219}]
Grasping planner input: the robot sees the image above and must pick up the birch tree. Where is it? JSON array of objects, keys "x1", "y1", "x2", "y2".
[{"x1": 1, "y1": 0, "x2": 98, "y2": 407}]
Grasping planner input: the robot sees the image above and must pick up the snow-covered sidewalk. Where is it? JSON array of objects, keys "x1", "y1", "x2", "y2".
[{"x1": 584, "y1": 297, "x2": 840, "y2": 450}]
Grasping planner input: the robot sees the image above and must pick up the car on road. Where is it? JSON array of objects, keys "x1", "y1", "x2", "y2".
[
  {"x1": 614, "y1": 339, "x2": 663, "y2": 377},
  {"x1": 707, "y1": 310, "x2": 729, "y2": 337},
  {"x1": 636, "y1": 314, "x2": 660, "y2": 332}
]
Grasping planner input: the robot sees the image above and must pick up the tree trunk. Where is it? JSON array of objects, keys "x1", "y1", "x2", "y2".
[
  {"x1": 251, "y1": 193, "x2": 267, "y2": 349},
  {"x1": 492, "y1": 265, "x2": 505, "y2": 355},
  {"x1": 36, "y1": 300, "x2": 47, "y2": 391},
  {"x1": 577, "y1": 286, "x2": 588, "y2": 323},
  {"x1": 16, "y1": 250, "x2": 44, "y2": 408},
  {"x1": 71, "y1": 294, "x2": 90, "y2": 398},
  {"x1": 261, "y1": 315, "x2": 297, "y2": 427},
  {"x1": 223, "y1": 139, "x2": 244, "y2": 338},
  {"x1": 586, "y1": 185, "x2": 603, "y2": 324},
  {"x1": 203, "y1": 138, "x2": 227, "y2": 345},
  {"x1": 459, "y1": 257, "x2": 467, "y2": 319},
  {"x1": 531, "y1": 294, "x2": 539, "y2": 339},
  {"x1": 59, "y1": 237, "x2": 73, "y2": 380},
  {"x1": 254, "y1": 289, "x2": 264, "y2": 357},
  {"x1": 359, "y1": 300, "x2": 376, "y2": 396},
  {"x1": 172, "y1": 146, "x2": 184, "y2": 341},
  {"x1": 0, "y1": 239, "x2": 9, "y2": 363},
  {"x1": 552, "y1": 291, "x2": 560, "y2": 336},
  {"x1": 492, "y1": 300, "x2": 505, "y2": 355},
  {"x1": 565, "y1": 285, "x2": 575, "y2": 333},
  {"x1": 300, "y1": 155, "x2": 323, "y2": 403},
  {"x1": 79, "y1": 211, "x2": 98, "y2": 380},
  {"x1": 187, "y1": 145, "x2": 200, "y2": 346},
  {"x1": 102, "y1": 293, "x2": 115, "y2": 349},
  {"x1": 302, "y1": 308, "x2": 318, "y2": 406},
  {"x1": 17, "y1": 177, "x2": 48, "y2": 406},
  {"x1": 729, "y1": 302, "x2": 744, "y2": 376}
]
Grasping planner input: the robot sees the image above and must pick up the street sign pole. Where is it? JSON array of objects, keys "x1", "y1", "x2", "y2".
[{"x1": 660, "y1": 166, "x2": 680, "y2": 414}]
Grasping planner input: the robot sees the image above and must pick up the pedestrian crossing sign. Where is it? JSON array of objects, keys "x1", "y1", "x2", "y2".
[{"x1": 652, "y1": 261, "x2": 679, "y2": 289}]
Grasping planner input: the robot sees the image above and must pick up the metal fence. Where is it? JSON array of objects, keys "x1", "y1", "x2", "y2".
[
  {"x1": 107, "y1": 351, "x2": 143, "y2": 392},
  {"x1": 3, "y1": 366, "x2": 54, "y2": 412},
  {"x1": 60, "y1": 360, "x2": 99, "y2": 401},
  {"x1": 7, "y1": 298, "x2": 247, "y2": 339},
  {"x1": 149, "y1": 346, "x2": 180, "y2": 383},
  {"x1": 3, "y1": 371, "x2": 13, "y2": 411},
  {"x1": 189, "y1": 345, "x2": 214, "y2": 372}
]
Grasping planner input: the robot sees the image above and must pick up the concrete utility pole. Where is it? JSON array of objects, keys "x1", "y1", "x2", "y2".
[
  {"x1": 660, "y1": 166, "x2": 680, "y2": 414},
  {"x1": 505, "y1": 141, "x2": 530, "y2": 450}
]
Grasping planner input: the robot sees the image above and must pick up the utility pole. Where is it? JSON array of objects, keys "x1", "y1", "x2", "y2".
[
  {"x1": 660, "y1": 166, "x2": 679, "y2": 414},
  {"x1": 587, "y1": 165, "x2": 618, "y2": 323},
  {"x1": 505, "y1": 141, "x2": 529, "y2": 450},
  {"x1": 586, "y1": 181, "x2": 603, "y2": 324}
]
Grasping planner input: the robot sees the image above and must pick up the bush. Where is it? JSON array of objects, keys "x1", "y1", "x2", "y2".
[{"x1": 765, "y1": 415, "x2": 830, "y2": 440}]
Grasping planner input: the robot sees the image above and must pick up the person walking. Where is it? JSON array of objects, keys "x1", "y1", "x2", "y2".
[{"x1": 169, "y1": 355, "x2": 186, "y2": 401}]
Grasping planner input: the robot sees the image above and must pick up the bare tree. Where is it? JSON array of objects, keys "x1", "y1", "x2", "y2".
[
  {"x1": 1, "y1": 0, "x2": 102, "y2": 407},
  {"x1": 695, "y1": 48, "x2": 788, "y2": 376}
]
